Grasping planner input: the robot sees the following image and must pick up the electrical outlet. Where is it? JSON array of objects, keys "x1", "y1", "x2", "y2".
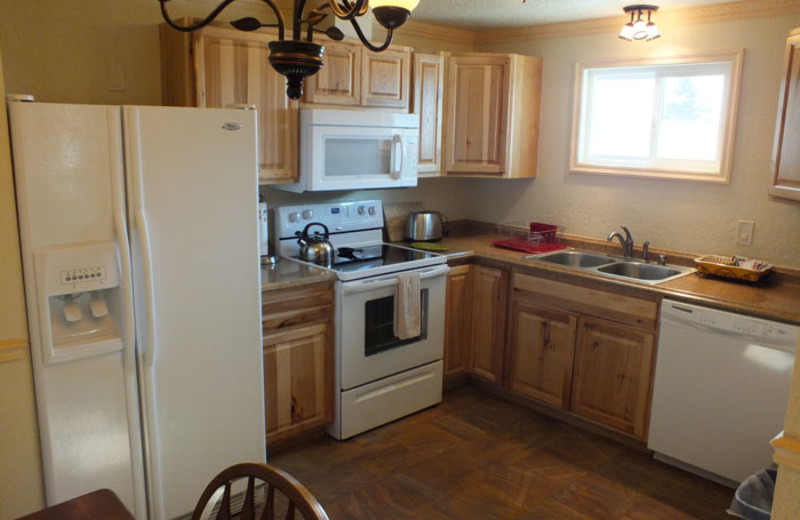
[{"x1": 736, "y1": 220, "x2": 754, "y2": 246}]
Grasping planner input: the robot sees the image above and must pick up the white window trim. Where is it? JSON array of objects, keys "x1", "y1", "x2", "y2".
[{"x1": 569, "y1": 49, "x2": 744, "y2": 183}]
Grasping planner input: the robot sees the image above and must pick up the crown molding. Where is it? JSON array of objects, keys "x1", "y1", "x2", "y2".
[
  {"x1": 395, "y1": 19, "x2": 476, "y2": 46},
  {"x1": 476, "y1": 0, "x2": 800, "y2": 46}
]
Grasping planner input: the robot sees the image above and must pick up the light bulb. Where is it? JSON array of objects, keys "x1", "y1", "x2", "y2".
[
  {"x1": 632, "y1": 18, "x2": 648, "y2": 40},
  {"x1": 370, "y1": 0, "x2": 420, "y2": 11},
  {"x1": 619, "y1": 23, "x2": 634, "y2": 40},
  {"x1": 646, "y1": 22, "x2": 660, "y2": 40}
]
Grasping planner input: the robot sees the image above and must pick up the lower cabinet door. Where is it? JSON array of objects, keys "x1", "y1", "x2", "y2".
[
  {"x1": 508, "y1": 300, "x2": 577, "y2": 409},
  {"x1": 444, "y1": 265, "x2": 472, "y2": 381},
  {"x1": 263, "y1": 323, "x2": 333, "y2": 445},
  {"x1": 469, "y1": 264, "x2": 508, "y2": 384},
  {"x1": 571, "y1": 318, "x2": 655, "y2": 439}
]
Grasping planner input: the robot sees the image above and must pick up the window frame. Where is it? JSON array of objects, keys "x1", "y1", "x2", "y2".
[{"x1": 569, "y1": 49, "x2": 744, "y2": 183}]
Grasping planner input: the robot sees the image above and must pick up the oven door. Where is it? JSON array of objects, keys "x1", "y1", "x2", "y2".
[{"x1": 337, "y1": 264, "x2": 448, "y2": 390}]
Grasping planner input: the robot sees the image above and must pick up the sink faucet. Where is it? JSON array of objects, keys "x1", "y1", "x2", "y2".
[{"x1": 607, "y1": 225, "x2": 634, "y2": 259}]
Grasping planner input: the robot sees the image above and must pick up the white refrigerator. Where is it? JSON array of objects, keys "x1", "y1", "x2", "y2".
[{"x1": 9, "y1": 101, "x2": 266, "y2": 520}]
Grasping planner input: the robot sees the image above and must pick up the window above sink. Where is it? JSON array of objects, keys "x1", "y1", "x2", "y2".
[{"x1": 570, "y1": 49, "x2": 744, "y2": 184}]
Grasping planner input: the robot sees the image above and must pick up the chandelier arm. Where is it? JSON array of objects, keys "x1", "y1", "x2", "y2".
[
  {"x1": 306, "y1": 2, "x2": 331, "y2": 41},
  {"x1": 259, "y1": 0, "x2": 286, "y2": 40},
  {"x1": 349, "y1": 18, "x2": 392, "y2": 52},
  {"x1": 159, "y1": 0, "x2": 240, "y2": 32},
  {"x1": 327, "y1": 0, "x2": 369, "y2": 21},
  {"x1": 293, "y1": 0, "x2": 308, "y2": 41}
]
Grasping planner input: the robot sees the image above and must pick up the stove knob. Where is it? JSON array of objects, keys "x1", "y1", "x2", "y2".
[
  {"x1": 302, "y1": 209, "x2": 314, "y2": 220},
  {"x1": 368, "y1": 206, "x2": 376, "y2": 216},
  {"x1": 357, "y1": 206, "x2": 365, "y2": 215},
  {"x1": 288, "y1": 212, "x2": 300, "y2": 223}
]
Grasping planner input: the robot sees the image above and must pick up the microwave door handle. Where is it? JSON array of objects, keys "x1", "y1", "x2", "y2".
[{"x1": 390, "y1": 135, "x2": 403, "y2": 179}]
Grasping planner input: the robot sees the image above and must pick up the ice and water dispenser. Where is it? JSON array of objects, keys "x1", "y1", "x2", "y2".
[{"x1": 33, "y1": 242, "x2": 124, "y2": 364}]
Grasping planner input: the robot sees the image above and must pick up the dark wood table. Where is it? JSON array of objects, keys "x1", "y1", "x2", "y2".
[{"x1": 15, "y1": 489, "x2": 134, "y2": 520}]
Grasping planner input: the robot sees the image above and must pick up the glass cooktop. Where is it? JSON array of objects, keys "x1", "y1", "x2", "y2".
[{"x1": 329, "y1": 243, "x2": 440, "y2": 273}]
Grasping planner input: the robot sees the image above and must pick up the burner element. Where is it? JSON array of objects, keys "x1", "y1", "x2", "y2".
[{"x1": 338, "y1": 247, "x2": 364, "y2": 261}]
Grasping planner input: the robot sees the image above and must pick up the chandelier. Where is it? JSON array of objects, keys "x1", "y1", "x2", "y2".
[
  {"x1": 159, "y1": 0, "x2": 420, "y2": 99},
  {"x1": 618, "y1": 4, "x2": 660, "y2": 41}
]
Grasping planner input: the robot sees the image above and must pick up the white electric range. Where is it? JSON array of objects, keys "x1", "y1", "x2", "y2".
[{"x1": 275, "y1": 200, "x2": 449, "y2": 440}]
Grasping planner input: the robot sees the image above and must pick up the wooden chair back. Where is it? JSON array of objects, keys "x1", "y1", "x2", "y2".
[{"x1": 190, "y1": 462, "x2": 329, "y2": 520}]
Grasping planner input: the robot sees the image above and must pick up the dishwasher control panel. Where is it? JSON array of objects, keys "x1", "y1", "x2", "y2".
[{"x1": 667, "y1": 301, "x2": 798, "y2": 344}]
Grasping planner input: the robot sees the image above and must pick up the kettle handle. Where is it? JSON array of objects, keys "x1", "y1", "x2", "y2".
[{"x1": 301, "y1": 222, "x2": 330, "y2": 239}]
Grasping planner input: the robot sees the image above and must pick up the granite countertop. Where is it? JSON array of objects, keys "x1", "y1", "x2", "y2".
[
  {"x1": 435, "y1": 233, "x2": 800, "y2": 325},
  {"x1": 259, "y1": 231, "x2": 800, "y2": 325},
  {"x1": 260, "y1": 258, "x2": 336, "y2": 291}
]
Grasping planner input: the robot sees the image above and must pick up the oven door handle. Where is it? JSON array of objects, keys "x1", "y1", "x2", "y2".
[{"x1": 341, "y1": 264, "x2": 450, "y2": 294}]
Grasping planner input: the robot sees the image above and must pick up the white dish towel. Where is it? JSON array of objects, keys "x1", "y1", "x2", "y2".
[{"x1": 394, "y1": 271, "x2": 421, "y2": 340}]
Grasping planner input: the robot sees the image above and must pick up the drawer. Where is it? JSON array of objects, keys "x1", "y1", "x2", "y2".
[{"x1": 262, "y1": 282, "x2": 334, "y2": 332}]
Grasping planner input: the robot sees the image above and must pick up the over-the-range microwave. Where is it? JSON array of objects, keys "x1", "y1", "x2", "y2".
[{"x1": 272, "y1": 108, "x2": 419, "y2": 193}]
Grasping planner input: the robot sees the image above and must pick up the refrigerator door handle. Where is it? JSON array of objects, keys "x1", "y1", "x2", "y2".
[
  {"x1": 134, "y1": 207, "x2": 157, "y2": 369},
  {"x1": 114, "y1": 208, "x2": 136, "y2": 375}
]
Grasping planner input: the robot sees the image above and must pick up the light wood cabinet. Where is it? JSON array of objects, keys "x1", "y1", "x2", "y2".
[
  {"x1": 304, "y1": 41, "x2": 411, "y2": 110},
  {"x1": 443, "y1": 264, "x2": 472, "y2": 382},
  {"x1": 770, "y1": 27, "x2": 800, "y2": 202},
  {"x1": 508, "y1": 300, "x2": 577, "y2": 409},
  {"x1": 469, "y1": 264, "x2": 509, "y2": 384},
  {"x1": 304, "y1": 40, "x2": 362, "y2": 106},
  {"x1": 412, "y1": 52, "x2": 445, "y2": 176},
  {"x1": 571, "y1": 318, "x2": 655, "y2": 439},
  {"x1": 444, "y1": 53, "x2": 542, "y2": 178},
  {"x1": 261, "y1": 282, "x2": 334, "y2": 447},
  {"x1": 159, "y1": 24, "x2": 298, "y2": 184},
  {"x1": 509, "y1": 272, "x2": 658, "y2": 440}
]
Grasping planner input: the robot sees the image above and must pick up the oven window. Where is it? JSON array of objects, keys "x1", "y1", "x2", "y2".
[{"x1": 364, "y1": 289, "x2": 428, "y2": 356}]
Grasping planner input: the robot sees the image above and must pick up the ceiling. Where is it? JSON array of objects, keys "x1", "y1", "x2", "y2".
[{"x1": 408, "y1": 0, "x2": 747, "y2": 30}]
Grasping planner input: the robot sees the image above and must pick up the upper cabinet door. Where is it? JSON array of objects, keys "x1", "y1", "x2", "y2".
[
  {"x1": 159, "y1": 24, "x2": 298, "y2": 184},
  {"x1": 361, "y1": 48, "x2": 411, "y2": 109},
  {"x1": 445, "y1": 54, "x2": 510, "y2": 175},
  {"x1": 194, "y1": 28, "x2": 298, "y2": 184},
  {"x1": 444, "y1": 53, "x2": 542, "y2": 179},
  {"x1": 770, "y1": 27, "x2": 800, "y2": 202},
  {"x1": 413, "y1": 52, "x2": 445, "y2": 176},
  {"x1": 304, "y1": 40, "x2": 362, "y2": 106}
]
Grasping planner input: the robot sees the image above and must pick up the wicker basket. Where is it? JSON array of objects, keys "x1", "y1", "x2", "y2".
[{"x1": 694, "y1": 255, "x2": 772, "y2": 282}]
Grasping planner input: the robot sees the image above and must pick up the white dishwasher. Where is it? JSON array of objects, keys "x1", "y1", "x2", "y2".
[{"x1": 648, "y1": 299, "x2": 799, "y2": 486}]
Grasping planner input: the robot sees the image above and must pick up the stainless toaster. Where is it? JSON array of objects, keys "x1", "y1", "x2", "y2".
[{"x1": 405, "y1": 211, "x2": 447, "y2": 241}]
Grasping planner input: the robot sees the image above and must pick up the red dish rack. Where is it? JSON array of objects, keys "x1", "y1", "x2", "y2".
[{"x1": 492, "y1": 222, "x2": 567, "y2": 254}]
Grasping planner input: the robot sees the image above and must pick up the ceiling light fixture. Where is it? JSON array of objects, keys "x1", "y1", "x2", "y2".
[
  {"x1": 159, "y1": 0, "x2": 420, "y2": 100},
  {"x1": 619, "y1": 4, "x2": 660, "y2": 41}
]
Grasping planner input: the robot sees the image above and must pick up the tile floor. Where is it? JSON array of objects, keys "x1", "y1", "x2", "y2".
[{"x1": 270, "y1": 384, "x2": 734, "y2": 519}]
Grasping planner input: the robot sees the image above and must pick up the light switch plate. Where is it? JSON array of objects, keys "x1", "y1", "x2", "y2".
[{"x1": 736, "y1": 220, "x2": 754, "y2": 246}]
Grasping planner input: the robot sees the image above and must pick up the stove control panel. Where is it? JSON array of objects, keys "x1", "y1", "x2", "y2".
[{"x1": 275, "y1": 200, "x2": 384, "y2": 239}]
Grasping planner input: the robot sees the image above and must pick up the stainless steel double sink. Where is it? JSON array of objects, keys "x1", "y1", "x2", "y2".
[{"x1": 524, "y1": 249, "x2": 695, "y2": 285}]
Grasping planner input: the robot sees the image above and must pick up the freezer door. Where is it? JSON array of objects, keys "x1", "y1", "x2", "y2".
[
  {"x1": 9, "y1": 102, "x2": 145, "y2": 517},
  {"x1": 124, "y1": 106, "x2": 265, "y2": 520}
]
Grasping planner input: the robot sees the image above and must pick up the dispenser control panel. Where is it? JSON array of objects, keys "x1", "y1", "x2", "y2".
[
  {"x1": 61, "y1": 266, "x2": 107, "y2": 286},
  {"x1": 35, "y1": 242, "x2": 119, "y2": 297}
]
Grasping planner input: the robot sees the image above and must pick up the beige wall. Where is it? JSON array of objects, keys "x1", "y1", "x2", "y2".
[
  {"x1": 472, "y1": 10, "x2": 800, "y2": 268},
  {"x1": 0, "y1": 46, "x2": 46, "y2": 518}
]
